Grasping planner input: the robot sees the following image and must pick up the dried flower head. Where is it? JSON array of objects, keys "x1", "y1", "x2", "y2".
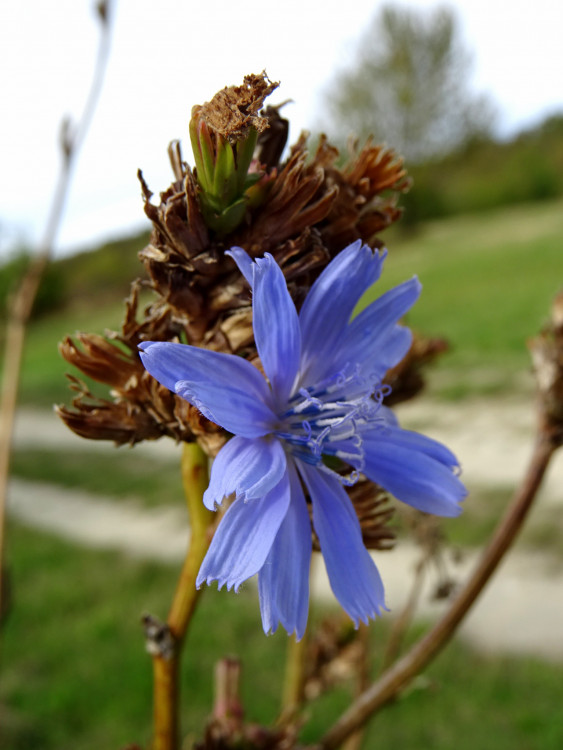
[
  {"x1": 529, "y1": 289, "x2": 563, "y2": 445},
  {"x1": 58, "y1": 73, "x2": 422, "y2": 456}
]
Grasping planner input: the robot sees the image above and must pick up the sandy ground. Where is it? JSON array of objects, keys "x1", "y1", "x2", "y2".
[{"x1": 8, "y1": 400, "x2": 563, "y2": 661}]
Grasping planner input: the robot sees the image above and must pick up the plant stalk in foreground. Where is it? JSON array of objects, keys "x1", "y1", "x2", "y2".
[
  {"x1": 317, "y1": 427, "x2": 557, "y2": 749},
  {"x1": 280, "y1": 631, "x2": 308, "y2": 720},
  {"x1": 151, "y1": 442, "x2": 213, "y2": 750}
]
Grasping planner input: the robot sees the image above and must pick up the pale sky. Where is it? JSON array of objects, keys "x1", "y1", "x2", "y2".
[{"x1": 1, "y1": 0, "x2": 562, "y2": 259}]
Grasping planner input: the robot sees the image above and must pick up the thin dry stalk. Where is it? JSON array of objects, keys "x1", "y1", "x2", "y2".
[
  {"x1": 341, "y1": 623, "x2": 371, "y2": 750},
  {"x1": 0, "y1": 1, "x2": 113, "y2": 616},
  {"x1": 316, "y1": 427, "x2": 557, "y2": 749}
]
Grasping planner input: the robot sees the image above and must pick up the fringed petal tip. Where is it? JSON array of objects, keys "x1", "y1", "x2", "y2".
[
  {"x1": 137, "y1": 341, "x2": 178, "y2": 392},
  {"x1": 372, "y1": 244, "x2": 388, "y2": 268},
  {"x1": 261, "y1": 617, "x2": 306, "y2": 641},
  {"x1": 201, "y1": 493, "x2": 222, "y2": 512},
  {"x1": 347, "y1": 586, "x2": 389, "y2": 628},
  {"x1": 352, "y1": 604, "x2": 389, "y2": 629},
  {"x1": 196, "y1": 474, "x2": 291, "y2": 599},
  {"x1": 257, "y1": 462, "x2": 311, "y2": 641},
  {"x1": 299, "y1": 462, "x2": 387, "y2": 629},
  {"x1": 362, "y1": 427, "x2": 468, "y2": 518},
  {"x1": 275, "y1": 625, "x2": 306, "y2": 642},
  {"x1": 195, "y1": 573, "x2": 245, "y2": 594}
]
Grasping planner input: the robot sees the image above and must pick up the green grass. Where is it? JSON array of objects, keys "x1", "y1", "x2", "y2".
[
  {"x1": 16, "y1": 298, "x2": 137, "y2": 407},
  {"x1": 363, "y1": 196, "x2": 563, "y2": 397},
  {"x1": 1, "y1": 523, "x2": 288, "y2": 750},
  {"x1": 3, "y1": 523, "x2": 563, "y2": 749},
  {"x1": 362, "y1": 634, "x2": 563, "y2": 750}
]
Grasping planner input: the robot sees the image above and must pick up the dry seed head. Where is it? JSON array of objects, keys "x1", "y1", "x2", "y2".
[
  {"x1": 529, "y1": 290, "x2": 563, "y2": 443},
  {"x1": 59, "y1": 73, "x2": 437, "y2": 465}
]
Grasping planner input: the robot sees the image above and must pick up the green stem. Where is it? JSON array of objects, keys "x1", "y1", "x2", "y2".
[
  {"x1": 280, "y1": 631, "x2": 308, "y2": 720},
  {"x1": 168, "y1": 443, "x2": 214, "y2": 639},
  {"x1": 151, "y1": 442, "x2": 213, "y2": 750}
]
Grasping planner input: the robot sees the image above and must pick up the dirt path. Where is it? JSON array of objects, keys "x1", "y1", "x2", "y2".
[{"x1": 8, "y1": 401, "x2": 563, "y2": 661}]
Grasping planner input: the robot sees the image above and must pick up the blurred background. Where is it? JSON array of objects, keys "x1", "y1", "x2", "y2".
[
  {"x1": 2, "y1": 1, "x2": 563, "y2": 748},
  {"x1": 2, "y1": 0, "x2": 563, "y2": 257}
]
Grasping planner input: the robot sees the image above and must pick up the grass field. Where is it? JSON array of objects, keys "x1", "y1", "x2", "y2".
[
  {"x1": 18, "y1": 297, "x2": 140, "y2": 408},
  {"x1": 2, "y1": 523, "x2": 563, "y2": 750},
  {"x1": 363, "y1": 196, "x2": 563, "y2": 396}
]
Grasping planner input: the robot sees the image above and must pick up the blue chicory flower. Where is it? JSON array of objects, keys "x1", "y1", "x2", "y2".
[{"x1": 139, "y1": 241, "x2": 467, "y2": 639}]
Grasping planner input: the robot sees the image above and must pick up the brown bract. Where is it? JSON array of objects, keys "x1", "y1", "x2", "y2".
[
  {"x1": 57, "y1": 281, "x2": 226, "y2": 454},
  {"x1": 348, "y1": 481, "x2": 396, "y2": 551}
]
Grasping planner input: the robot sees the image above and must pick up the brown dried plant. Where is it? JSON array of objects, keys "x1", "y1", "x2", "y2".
[{"x1": 58, "y1": 73, "x2": 437, "y2": 454}]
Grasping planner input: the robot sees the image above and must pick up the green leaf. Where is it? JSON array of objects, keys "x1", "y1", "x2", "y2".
[
  {"x1": 235, "y1": 128, "x2": 259, "y2": 193},
  {"x1": 189, "y1": 119, "x2": 215, "y2": 192},
  {"x1": 212, "y1": 137, "x2": 238, "y2": 205},
  {"x1": 200, "y1": 196, "x2": 248, "y2": 236}
]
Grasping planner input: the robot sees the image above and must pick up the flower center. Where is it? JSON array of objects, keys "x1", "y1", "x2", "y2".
[{"x1": 274, "y1": 367, "x2": 390, "y2": 483}]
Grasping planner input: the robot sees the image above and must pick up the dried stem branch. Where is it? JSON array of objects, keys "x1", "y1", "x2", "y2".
[
  {"x1": 0, "y1": 0, "x2": 113, "y2": 617},
  {"x1": 341, "y1": 623, "x2": 370, "y2": 750},
  {"x1": 317, "y1": 426, "x2": 557, "y2": 750}
]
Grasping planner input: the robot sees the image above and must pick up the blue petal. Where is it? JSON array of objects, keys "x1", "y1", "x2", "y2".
[
  {"x1": 378, "y1": 406, "x2": 399, "y2": 427},
  {"x1": 369, "y1": 326, "x2": 413, "y2": 380},
  {"x1": 253, "y1": 254, "x2": 301, "y2": 405},
  {"x1": 298, "y1": 241, "x2": 386, "y2": 385},
  {"x1": 362, "y1": 426, "x2": 467, "y2": 517},
  {"x1": 227, "y1": 246, "x2": 254, "y2": 287},
  {"x1": 298, "y1": 462, "x2": 386, "y2": 626},
  {"x1": 139, "y1": 341, "x2": 276, "y2": 437},
  {"x1": 196, "y1": 468, "x2": 291, "y2": 592},
  {"x1": 258, "y1": 461, "x2": 311, "y2": 640},
  {"x1": 331, "y1": 277, "x2": 421, "y2": 376},
  {"x1": 351, "y1": 277, "x2": 421, "y2": 342},
  {"x1": 204, "y1": 435, "x2": 287, "y2": 510},
  {"x1": 380, "y1": 425, "x2": 461, "y2": 467}
]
